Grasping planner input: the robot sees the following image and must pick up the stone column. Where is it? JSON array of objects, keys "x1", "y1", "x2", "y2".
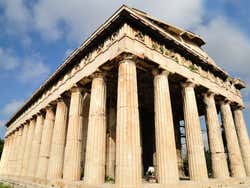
[
  {"x1": 14, "y1": 127, "x2": 23, "y2": 176},
  {"x1": 9, "y1": 131, "x2": 18, "y2": 176},
  {"x1": 106, "y1": 107, "x2": 116, "y2": 180},
  {"x1": 233, "y1": 107, "x2": 250, "y2": 176},
  {"x1": 0, "y1": 137, "x2": 9, "y2": 175},
  {"x1": 153, "y1": 70, "x2": 179, "y2": 184},
  {"x1": 182, "y1": 81, "x2": 207, "y2": 181},
  {"x1": 220, "y1": 101, "x2": 246, "y2": 177},
  {"x1": 116, "y1": 58, "x2": 142, "y2": 188},
  {"x1": 14, "y1": 128, "x2": 23, "y2": 176},
  {"x1": 21, "y1": 118, "x2": 36, "y2": 177},
  {"x1": 36, "y1": 106, "x2": 55, "y2": 180},
  {"x1": 28, "y1": 113, "x2": 44, "y2": 178},
  {"x1": 47, "y1": 98, "x2": 68, "y2": 180},
  {"x1": 6, "y1": 134, "x2": 14, "y2": 176},
  {"x1": 63, "y1": 86, "x2": 84, "y2": 181},
  {"x1": 18, "y1": 124, "x2": 29, "y2": 176},
  {"x1": 84, "y1": 75, "x2": 107, "y2": 185},
  {"x1": 203, "y1": 93, "x2": 229, "y2": 178}
]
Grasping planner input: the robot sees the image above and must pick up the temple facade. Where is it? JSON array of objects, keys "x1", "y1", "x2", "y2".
[{"x1": 0, "y1": 5, "x2": 250, "y2": 188}]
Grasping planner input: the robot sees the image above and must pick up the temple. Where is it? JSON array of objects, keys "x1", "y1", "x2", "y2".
[{"x1": 0, "y1": 5, "x2": 250, "y2": 188}]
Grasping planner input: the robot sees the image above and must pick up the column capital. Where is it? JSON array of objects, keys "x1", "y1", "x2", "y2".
[
  {"x1": 219, "y1": 98, "x2": 232, "y2": 105},
  {"x1": 152, "y1": 68, "x2": 171, "y2": 77},
  {"x1": 181, "y1": 79, "x2": 196, "y2": 88},
  {"x1": 70, "y1": 84, "x2": 84, "y2": 93}
]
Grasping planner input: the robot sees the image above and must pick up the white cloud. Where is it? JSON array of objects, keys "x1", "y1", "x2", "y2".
[
  {"x1": 0, "y1": 48, "x2": 18, "y2": 71},
  {"x1": 0, "y1": 47, "x2": 50, "y2": 84},
  {"x1": 18, "y1": 57, "x2": 50, "y2": 83},
  {"x1": 0, "y1": 120, "x2": 6, "y2": 128},
  {"x1": 1, "y1": 100, "x2": 24, "y2": 116},
  {"x1": 195, "y1": 17, "x2": 250, "y2": 78}
]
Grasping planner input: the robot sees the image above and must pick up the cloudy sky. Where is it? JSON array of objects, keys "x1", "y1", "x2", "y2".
[{"x1": 0, "y1": 0, "x2": 250, "y2": 138}]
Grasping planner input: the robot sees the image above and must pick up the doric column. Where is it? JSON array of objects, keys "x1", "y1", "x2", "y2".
[
  {"x1": 0, "y1": 137, "x2": 9, "y2": 175},
  {"x1": 13, "y1": 128, "x2": 23, "y2": 176},
  {"x1": 18, "y1": 124, "x2": 29, "y2": 176},
  {"x1": 153, "y1": 70, "x2": 179, "y2": 184},
  {"x1": 21, "y1": 118, "x2": 36, "y2": 177},
  {"x1": 84, "y1": 75, "x2": 107, "y2": 185},
  {"x1": 220, "y1": 101, "x2": 246, "y2": 177},
  {"x1": 116, "y1": 58, "x2": 142, "y2": 188},
  {"x1": 203, "y1": 92, "x2": 229, "y2": 178},
  {"x1": 36, "y1": 106, "x2": 55, "y2": 179},
  {"x1": 9, "y1": 130, "x2": 18, "y2": 176},
  {"x1": 63, "y1": 86, "x2": 84, "y2": 181},
  {"x1": 106, "y1": 107, "x2": 116, "y2": 180},
  {"x1": 6, "y1": 134, "x2": 14, "y2": 176},
  {"x1": 28, "y1": 113, "x2": 44, "y2": 178},
  {"x1": 182, "y1": 80, "x2": 208, "y2": 181},
  {"x1": 47, "y1": 98, "x2": 68, "y2": 180},
  {"x1": 233, "y1": 106, "x2": 250, "y2": 176}
]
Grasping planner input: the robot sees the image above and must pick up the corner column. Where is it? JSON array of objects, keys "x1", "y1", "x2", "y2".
[
  {"x1": 182, "y1": 81, "x2": 208, "y2": 180},
  {"x1": 116, "y1": 58, "x2": 142, "y2": 188},
  {"x1": 47, "y1": 98, "x2": 69, "y2": 180},
  {"x1": 220, "y1": 101, "x2": 246, "y2": 177},
  {"x1": 153, "y1": 70, "x2": 179, "y2": 184},
  {"x1": 36, "y1": 106, "x2": 55, "y2": 180},
  {"x1": 63, "y1": 86, "x2": 84, "y2": 181},
  {"x1": 233, "y1": 106, "x2": 250, "y2": 176},
  {"x1": 84, "y1": 74, "x2": 107, "y2": 185},
  {"x1": 203, "y1": 92, "x2": 229, "y2": 178},
  {"x1": 28, "y1": 113, "x2": 44, "y2": 178}
]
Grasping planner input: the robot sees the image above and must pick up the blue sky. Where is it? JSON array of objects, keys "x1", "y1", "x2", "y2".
[{"x1": 0, "y1": 0, "x2": 250, "y2": 139}]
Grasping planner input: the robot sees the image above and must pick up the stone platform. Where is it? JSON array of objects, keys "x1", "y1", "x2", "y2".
[{"x1": 1, "y1": 176, "x2": 250, "y2": 188}]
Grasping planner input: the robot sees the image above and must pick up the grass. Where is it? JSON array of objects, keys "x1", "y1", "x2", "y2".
[{"x1": 0, "y1": 183, "x2": 10, "y2": 188}]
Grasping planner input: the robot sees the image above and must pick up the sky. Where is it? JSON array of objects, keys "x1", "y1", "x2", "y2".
[{"x1": 0, "y1": 0, "x2": 250, "y2": 139}]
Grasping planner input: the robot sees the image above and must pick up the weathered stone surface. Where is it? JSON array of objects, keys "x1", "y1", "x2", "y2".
[
  {"x1": 36, "y1": 107, "x2": 55, "y2": 179},
  {"x1": 204, "y1": 93, "x2": 229, "y2": 178},
  {"x1": 233, "y1": 107, "x2": 250, "y2": 176},
  {"x1": 63, "y1": 87, "x2": 84, "y2": 181},
  {"x1": 116, "y1": 59, "x2": 142, "y2": 188},
  {"x1": 47, "y1": 98, "x2": 68, "y2": 180},
  {"x1": 28, "y1": 114, "x2": 44, "y2": 178},
  {"x1": 84, "y1": 75, "x2": 107, "y2": 185},
  {"x1": 182, "y1": 81, "x2": 208, "y2": 181},
  {"x1": 154, "y1": 70, "x2": 179, "y2": 184},
  {"x1": 220, "y1": 101, "x2": 246, "y2": 178}
]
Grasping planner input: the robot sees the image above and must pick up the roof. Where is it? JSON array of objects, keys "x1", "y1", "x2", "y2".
[{"x1": 5, "y1": 5, "x2": 243, "y2": 127}]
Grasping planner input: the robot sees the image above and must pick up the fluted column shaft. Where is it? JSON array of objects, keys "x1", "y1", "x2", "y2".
[
  {"x1": 63, "y1": 87, "x2": 84, "y2": 181},
  {"x1": 47, "y1": 98, "x2": 68, "y2": 180},
  {"x1": 220, "y1": 101, "x2": 246, "y2": 177},
  {"x1": 116, "y1": 59, "x2": 142, "y2": 188},
  {"x1": 234, "y1": 107, "x2": 250, "y2": 176},
  {"x1": 6, "y1": 135, "x2": 14, "y2": 176},
  {"x1": 28, "y1": 113, "x2": 44, "y2": 178},
  {"x1": 204, "y1": 93, "x2": 229, "y2": 178},
  {"x1": 18, "y1": 124, "x2": 29, "y2": 176},
  {"x1": 13, "y1": 128, "x2": 23, "y2": 176},
  {"x1": 182, "y1": 81, "x2": 207, "y2": 180},
  {"x1": 9, "y1": 131, "x2": 18, "y2": 176},
  {"x1": 36, "y1": 107, "x2": 55, "y2": 179},
  {"x1": 0, "y1": 137, "x2": 10, "y2": 175},
  {"x1": 84, "y1": 75, "x2": 107, "y2": 185},
  {"x1": 154, "y1": 71, "x2": 179, "y2": 184},
  {"x1": 21, "y1": 119, "x2": 36, "y2": 177}
]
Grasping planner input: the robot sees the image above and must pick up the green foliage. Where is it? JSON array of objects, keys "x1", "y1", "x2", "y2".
[
  {"x1": 0, "y1": 183, "x2": 10, "y2": 188},
  {"x1": 105, "y1": 176, "x2": 115, "y2": 183},
  {"x1": 0, "y1": 139, "x2": 4, "y2": 158},
  {"x1": 152, "y1": 43, "x2": 157, "y2": 50},
  {"x1": 188, "y1": 64, "x2": 198, "y2": 72}
]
